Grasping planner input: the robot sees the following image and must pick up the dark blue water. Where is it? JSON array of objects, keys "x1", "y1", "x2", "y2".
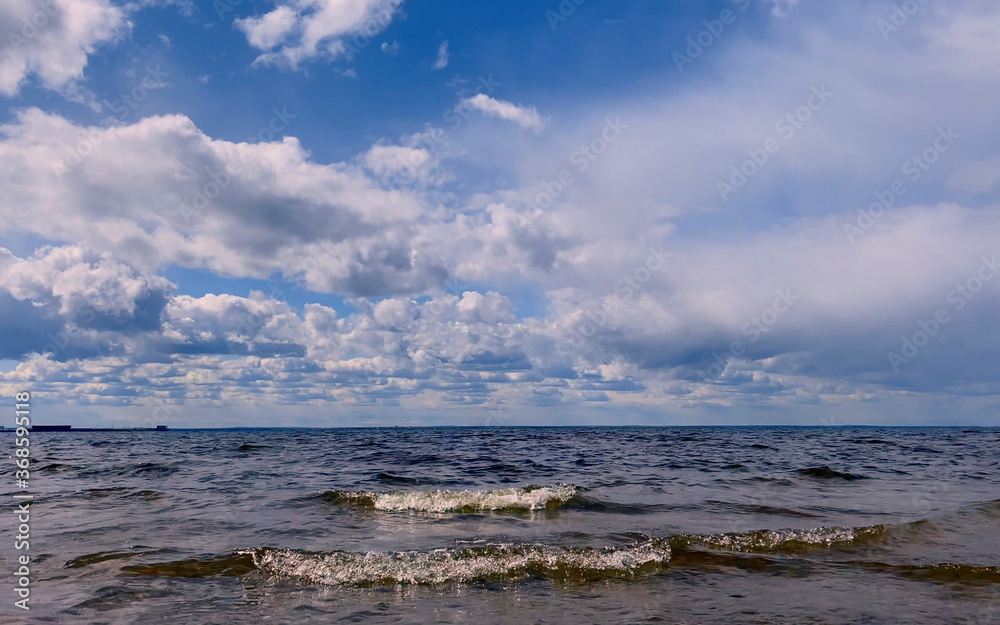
[{"x1": 7, "y1": 427, "x2": 1000, "y2": 623}]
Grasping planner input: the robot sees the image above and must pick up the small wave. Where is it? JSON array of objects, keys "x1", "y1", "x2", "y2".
[
  {"x1": 674, "y1": 525, "x2": 886, "y2": 553},
  {"x1": 78, "y1": 487, "x2": 160, "y2": 500},
  {"x1": 742, "y1": 476, "x2": 795, "y2": 486},
  {"x1": 82, "y1": 487, "x2": 131, "y2": 498},
  {"x1": 244, "y1": 540, "x2": 672, "y2": 585},
  {"x1": 706, "y1": 501, "x2": 822, "y2": 519},
  {"x1": 796, "y1": 466, "x2": 868, "y2": 480},
  {"x1": 66, "y1": 548, "x2": 169, "y2": 569},
  {"x1": 130, "y1": 463, "x2": 178, "y2": 477},
  {"x1": 975, "y1": 499, "x2": 1000, "y2": 516},
  {"x1": 122, "y1": 554, "x2": 257, "y2": 578},
  {"x1": 466, "y1": 462, "x2": 525, "y2": 476},
  {"x1": 322, "y1": 485, "x2": 578, "y2": 513},
  {"x1": 71, "y1": 585, "x2": 177, "y2": 612},
  {"x1": 405, "y1": 454, "x2": 442, "y2": 465},
  {"x1": 906, "y1": 445, "x2": 943, "y2": 454},
  {"x1": 846, "y1": 438, "x2": 897, "y2": 446},
  {"x1": 124, "y1": 489, "x2": 162, "y2": 501},
  {"x1": 375, "y1": 472, "x2": 425, "y2": 485},
  {"x1": 237, "y1": 443, "x2": 272, "y2": 452},
  {"x1": 666, "y1": 547, "x2": 777, "y2": 572},
  {"x1": 856, "y1": 561, "x2": 1000, "y2": 586}
]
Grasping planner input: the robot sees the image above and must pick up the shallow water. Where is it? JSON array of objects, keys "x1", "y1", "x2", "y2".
[{"x1": 7, "y1": 427, "x2": 1000, "y2": 623}]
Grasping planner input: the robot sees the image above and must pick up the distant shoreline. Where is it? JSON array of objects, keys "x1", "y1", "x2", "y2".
[{"x1": 1, "y1": 424, "x2": 995, "y2": 432}]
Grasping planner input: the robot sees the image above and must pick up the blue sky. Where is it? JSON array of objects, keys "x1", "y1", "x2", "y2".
[{"x1": 1, "y1": 0, "x2": 999, "y2": 427}]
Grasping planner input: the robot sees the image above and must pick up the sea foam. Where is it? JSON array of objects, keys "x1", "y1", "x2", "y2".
[
  {"x1": 675, "y1": 525, "x2": 887, "y2": 552},
  {"x1": 244, "y1": 540, "x2": 671, "y2": 585},
  {"x1": 323, "y1": 484, "x2": 578, "y2": 513}
]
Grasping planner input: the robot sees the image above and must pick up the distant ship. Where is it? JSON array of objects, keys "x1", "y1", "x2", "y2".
[{"x1": 29, "y1": 425, "x2": 169, "y2": 432}]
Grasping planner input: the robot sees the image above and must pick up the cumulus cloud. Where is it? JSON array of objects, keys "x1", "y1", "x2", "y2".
[
  {"x1": 0, "y1": 108, "x2": 575, "y2": 296},
  {"x1": 363, "y1": 144, "x2": 438, "y2": 184},
  {"x1": 235, "y1": 0, "x2": 404, "y2": 68},
  {"x1": 0, "y1": 0, "x2": 128, "y2": 96},
  {"x1": 4, "y1": 200, "x2": 1000, "y2": 417},
  {"x1": 236, "y1": 5, "x2": 298, "y2": 50},
  {"x1": 461, "y1": 94, "x2": 545, "y2": 132},
  {"x1": 0, "y1": 246, "x2": 173, "y2": 360}
]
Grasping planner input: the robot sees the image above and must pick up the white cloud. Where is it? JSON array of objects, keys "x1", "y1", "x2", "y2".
[
  {"x1": 0, "y1": 109, "x2": 571, "y2": 296},
  {"x1": 3, "y1": 200, "x2": 1000, "y2": 421},
  {"x1": 0, "y1": 246, "x2": 171, "y2": 321},
  {"x1": 381, "y1": 40, "x2": 400, "y2": 55},
  {"x1": 432, "y1": 40, "x2": 449, "y2": 69},
  {"x1": 461, "y1": 94, "x2": 545, "y2": 132},
  {"x1": 236, "y1": 5, "x2": 297, "y2": 50},
  {"x1": 0, "y1": 245, "x2": 173, "y2": 361},
  {"x1": 363, "y1": 144, "x2": 440, "y2": 184},
  {"x1": 0, "y1": 0, "x2": 128, "y2": 96},
  {"x1": 235, "y1": 0, "x2": 405, "y2": 68}
]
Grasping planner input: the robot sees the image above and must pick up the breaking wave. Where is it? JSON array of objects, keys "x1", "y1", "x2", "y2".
[
  {"x1": 673, "y1": 525, "x2": 887, "y2": 553},
  {"x1": 244, "y1": 540, "x2": 672, "y2": 585},
  {"x1": 123, "y1": 540, "x2": 671, "y2": 585},
  {"x1": 321, "y1": 484, "x2": 579, "y2": 513},
  {"x1": 119, "y1": 515, "x2": 1000, "y2": 588}
]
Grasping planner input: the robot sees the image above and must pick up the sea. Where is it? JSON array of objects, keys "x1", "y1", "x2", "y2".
[{"x1": 7, "y1": 426, "x2": 1000, "y2": 624}]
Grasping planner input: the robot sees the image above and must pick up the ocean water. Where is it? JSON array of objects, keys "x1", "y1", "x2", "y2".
[{"x1": 8, "y1": 426, "x2": 1000, "y2": 624}]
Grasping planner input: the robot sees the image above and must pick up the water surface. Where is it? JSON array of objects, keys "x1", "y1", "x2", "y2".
[{"x1": 10, "y1": 427, "x2": 1000, "y2": 624}]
